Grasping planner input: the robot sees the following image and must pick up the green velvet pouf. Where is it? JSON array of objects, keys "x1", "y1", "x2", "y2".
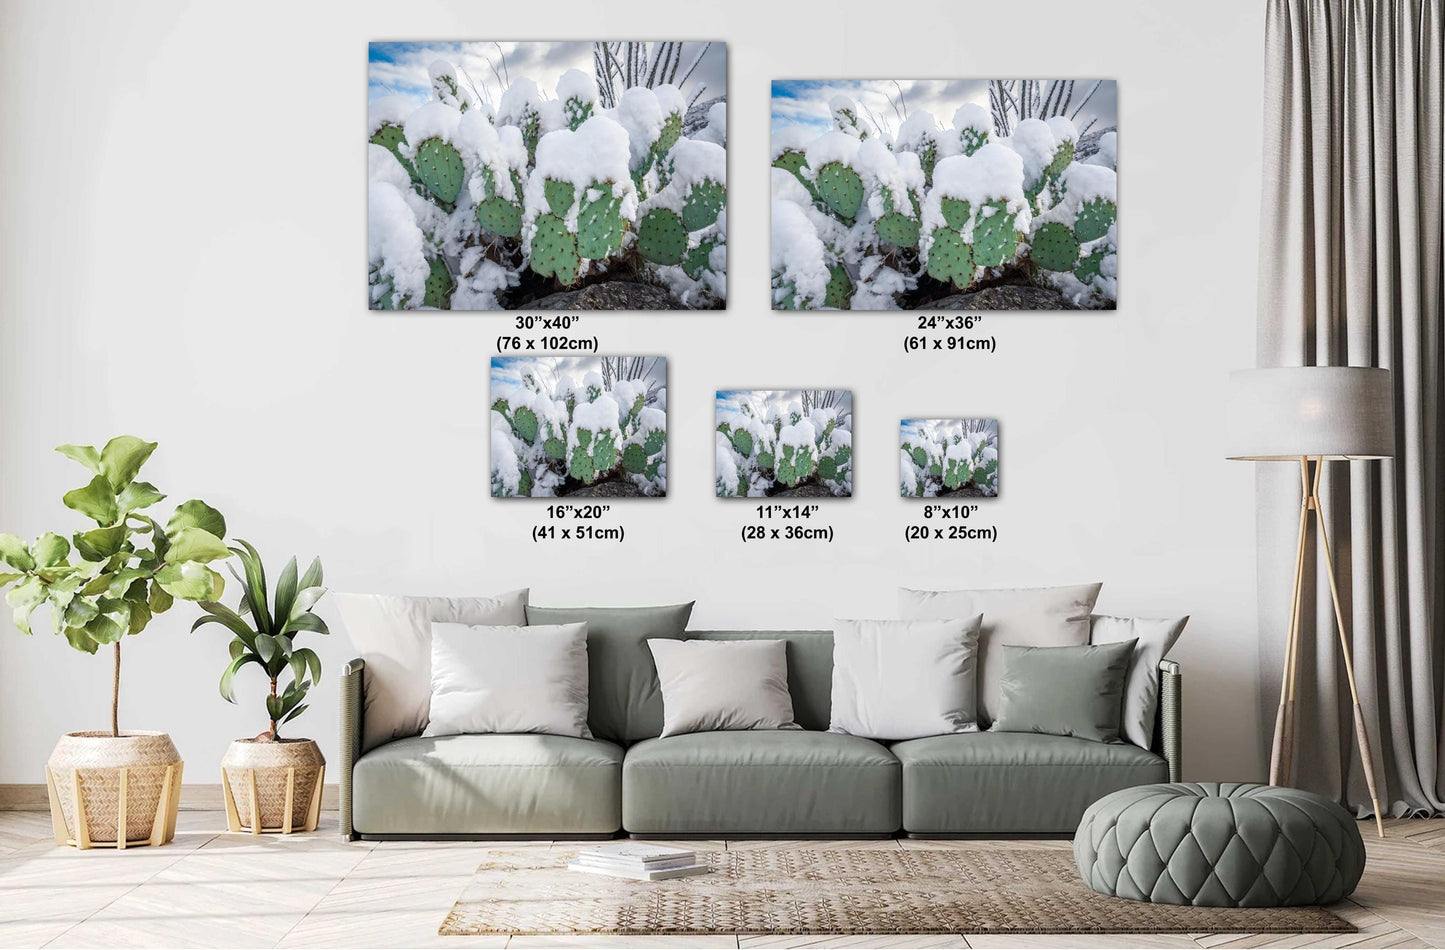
[{"x1": 1074, "y1": 782, "x2": 1366, "y2": 907}]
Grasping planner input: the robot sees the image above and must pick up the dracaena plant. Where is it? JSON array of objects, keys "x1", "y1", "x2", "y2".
[
  {"x1": 192, "y1": 541, "x2": 328, "y2": 740},
  {"x1": 0, "y1": 437, "x2": 230, "y2": 736}
]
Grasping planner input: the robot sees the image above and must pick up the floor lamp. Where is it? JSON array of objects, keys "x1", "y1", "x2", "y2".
[{"x1": 1227, "y1": 366, "x2": 1393, "y2": 838}]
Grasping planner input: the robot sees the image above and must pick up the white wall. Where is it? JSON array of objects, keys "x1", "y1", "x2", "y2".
[{"x1": 0, "y1": 0, "x2": 1265, "y2": 784}]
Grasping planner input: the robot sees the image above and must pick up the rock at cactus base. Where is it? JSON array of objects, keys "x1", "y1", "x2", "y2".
[
  {"x1": 530, "y1": 282, "x2": 686, "y2": 310},
  {"x1": 413, "y1": 138, "x2": 464, "y2": 205},
  {"x1": 929, "y1": 285, "x2": 1080, "y2": 310},
  {"x1": 637, "y1": 209, "x2": 689, "y2": 265}
]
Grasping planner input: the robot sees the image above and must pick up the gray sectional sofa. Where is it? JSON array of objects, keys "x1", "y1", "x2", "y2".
[{"x1": 338, "y1": 629, "x2": 1181, "y2": 840}]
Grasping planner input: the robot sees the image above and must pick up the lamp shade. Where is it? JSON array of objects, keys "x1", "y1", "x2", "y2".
[{"x1": 1226, "y1": 367, "x2": 1394, "y2": 460}]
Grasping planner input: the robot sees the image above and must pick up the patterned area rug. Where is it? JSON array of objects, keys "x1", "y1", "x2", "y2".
[{"x1": 440, "y1": 847, "x2": 1353, "y2": 935}]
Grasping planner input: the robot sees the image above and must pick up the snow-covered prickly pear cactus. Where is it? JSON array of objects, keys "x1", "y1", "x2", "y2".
[
  {"x1": 899, "y1": 420, "x2": 999, "y2": 498},
  {"x1": 716, "y1": 393, "x2": 852, "y2": 498},
  {"x1": 368, "y1": 57, "x2": 727, "y2": 310}
]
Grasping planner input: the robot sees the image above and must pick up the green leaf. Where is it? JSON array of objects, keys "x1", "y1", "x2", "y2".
[
  {"x1": 220, "y1": 653, "x2": 250, "y2": 703},
  {"x1": 63, "y1": 475, "x2": 120, "y2": 526},
  {"x1": 63, "y1": 597, "x2": 100, "y2": 628},
  {"x1": 298, "y1": 556, "x2": 323, "y2": 591},
  {"x1": 32, "y1": 533, "x2": 70, "y2": 568},
  {"x1": 6, "y1": 576, "x2": 46, "y2": 634},
  {"x1": 0, "y1": 572, "x2": 24, "y2": 586},
  {"x1": 228, "y1": 637, "x2": 247, "y2": 660},
  {"x1": 74, "y1": 524, "x2": 127, "y2": 561},
  {"x1": 128, "y1": 597, "x2": 152, "y2": 635},
  {"x1": 0, "y1": 534, "x2": 35, "y2": 572},
  {"x1": 164, "y1": 528, "x2": 230, "y2": 564},
  {"x1": 254, "y1": 632, "x2": 279, "y2": 665},
  {"x1": 273, "y1": 556, "x2": 299, "y2": 624},
  {"x1": 55, "y1": 443, "x2": 101, "y2": 474},
  {"x1": 147, "y1": 580, "x2": 173, "y2": 614},
  {"x1": 281, "y1": 612, "x2": 329, "y2": 636},
  {"x1": 98, "y1": 436, "x2": 157, "y2": 492},
  {"x1": 167, "y1": 499, "x2": 226, "y2": 540},
  {"x1": 190, "y1": 601, "x2": 257, "y2": 645},
  {"x1": 292, "y1": 646, "x2": 322, "y2": 684},
  {"x1": 84, "y1": 600, "x2": 130, "y2": 644},
  {"x1": 230, "y1": 540, "x2": 270, "y2": 633},
  {"x1": 280, "y1": 703, "x2": 309, "y2": 725},
  {"x1": 156, "y1": 562, "x2": 223, "y2": 601},
  {"x1": 116, "y1": 481, "x2": 165, "y2": 513},
  {"x1": 266, "y1": 694, "x2": 283, "y2": 723},
  {"x1": 288, "y1": 585, "x2": 325, "y2": 621},
  {"x1": 63, "y1": 624, "x2": 100, "y2": 654}
]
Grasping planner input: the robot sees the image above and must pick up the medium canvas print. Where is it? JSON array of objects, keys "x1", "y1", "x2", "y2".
[
  {"x1": 369, "y1": 42, "x2": 727, "y2": 311},
  {"x1": 491, "y1": 356, "x2": 667, "y2": 497},
  {"x1": 716, "y1": 390, "x2": 852, "y2": 498},
  {"x1": 900, "y1": 419, "x2": 999, "y2": 497},
  {"x1": 771, "y1": 80, "x2": 1117, "y2": 311}
]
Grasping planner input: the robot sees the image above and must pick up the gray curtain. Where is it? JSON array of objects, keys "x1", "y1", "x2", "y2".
[{"x1": 1258, "y1": 0, "x2": 1443, "y2": 816}]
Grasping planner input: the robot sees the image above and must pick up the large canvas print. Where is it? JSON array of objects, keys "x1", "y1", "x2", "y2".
[
  {"x1": 771, "y1": 80, "x2": 1116, "y2": 311},
  {"x1": 716, "y1": 390, "x2": 852, "y2": 498},
  {"x1": 900, "y1": 419, "x2": 999, "y2": 498},
  {"x1": 491, "y1": 357, "x2": 667, "y2": 497},
  {"x1": 369, "y1": 42, "x2": 727, "y2": 311}
]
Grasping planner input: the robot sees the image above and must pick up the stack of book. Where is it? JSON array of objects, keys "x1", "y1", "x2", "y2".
[{"x1": 566, "y1": 842, "x2": 710, "y2": 881}]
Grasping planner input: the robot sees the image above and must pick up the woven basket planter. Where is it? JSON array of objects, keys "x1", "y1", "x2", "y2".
[
  {"x1": 45, "y1": 731, "x2": 184, "y2": 850},
  {"x1": 221, "y1": 738, "x2": 325, "y2": 834}
]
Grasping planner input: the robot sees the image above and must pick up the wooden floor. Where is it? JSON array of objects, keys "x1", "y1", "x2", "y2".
[{"x1": 0, "y1": 812, "x2": 1441, "y2": 949}]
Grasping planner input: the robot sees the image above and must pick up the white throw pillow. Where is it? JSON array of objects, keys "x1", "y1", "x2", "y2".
[
  {"x1": 424, "y1": 622, "x2": 591, "y2": 739},
  {"x1": 1090, "y1": 614, "x2": 1189, "y2": 750},
  {"x1": 899, "y1": 583, "x2": 1102, "y2": 725},
  {"x1": 331, "y1": 589, "x2": 529, "y2": 751},
  {"x1": 829, "y1": 617, "x2": 982, "y2": 741},
  {"x1": 647, "y1": 639, "x2": 798, "y2": 738}
]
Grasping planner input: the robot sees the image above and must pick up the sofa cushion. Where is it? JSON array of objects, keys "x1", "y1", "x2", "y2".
[
  {"x1": 623, "y1": 731, "x2": 900, "y2": 835},
  {"x1": 686, "y1": 631, "x2": 833, "y2": 730},
  {"x1": 352, "y1": 734, "x2": 622, "y2": 836},
  {"x1": 526, "y1": 603, "x2": 694, "y2": 744},
  {"x1": 892, "y1": 732, "x2": 1168, "y2": 834}
]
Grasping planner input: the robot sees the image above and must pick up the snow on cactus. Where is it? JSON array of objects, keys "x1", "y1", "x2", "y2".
[
  {"x1": 368, "y1": 41, "x2": 727, "y2": 310},
  {"x1": 770, "y1": 79, "x2": 1117, "y2": 310},
  {"x1": 1028, "y1": 162, "x2": 1118, "y2": 306},
  {"x1": 492, "y1": 356, "x2": 667, "y2": 497},
  {"x1": 716, "y1": 390, "x2": 852, "y2": 498},
  {"x1": 899, "y1": 418, "x2": 999, "y2": 498}
]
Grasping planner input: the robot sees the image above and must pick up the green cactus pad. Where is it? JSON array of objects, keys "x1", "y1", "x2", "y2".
[
  {"x1": 772, "y1": 151, "x2": 808, "y2": 176},
  {"x1": 910, "y1": 446, "x2": 927, "y2": 468},
  {"x1": 960, "y1": 127, "x2": 988, "y2": 156},
  {"x1": 731, "y1": 429, "x2": 754, "y2": 458},
  {"x1": 423, "y1": 257, "x2": 453, "y2": 309},
  {"x1": 818, "y1": 456, "x2": 838, "y2": 480},
  {"x1": 777, "y1": 456, "x2": 797, "y2": 486},
  {"x1": 1045, "y1": 140, "x2": 1075, "y2": 180},
  {"x1": 591, "y1": 430, "x2": 619, "y2": 474},
  {"x1": 637, "y1": 208, "x2": 688, "y2": 265},
  {"x1": 757, "y1": 450, "x2": 775, "y2": 470},
  {"x1": 1073, "y1": 197, "x2": 1116, "y2": 243},
  {"x1": 544, "y1": 436, "x2": 566, "y2": 460},
  {"x1": 825, "y1": 264, "x2": 853, "y2": 309},
  {"x1": 477, "y1": 197, "x2": 523, "y2": 238},
  {"x1": 682, "y1": 179, "x2": 726, "y2": 232},
  {"x1": 925, "y1": 228, "x2": 974, "y2": 288},
  {"x1": 1074, "y1": 248, "x2": 1107, "y2": 283},
  {"x1": 816, "y1": 162, "x2": 864, "y2": 219},
  {"x1": 510, "y1": 405, "x2": 538, "y2": 443},
  {"x1": 369, "y1": 125, "x2": 416, "y2": 179},
  {"x1": 875, "y1": 212, "x2": 920, "y2": 248},
  {"x1": 644, "y1": 428, "x2": 666, "y2": 455},
  {"x1": 622, "y1": 443, "x2": 648, "y2": 474},
  {"x1": 940, "y1": 197, "x2": 972, "y2": 231},
  {"x1": 682, "y1": 239, "x2": 718, "y2": 279},
  {"x1": 1031, "y1": 221, "x2": 1081, "y2": 271},
  {"x1": 834, "y1": 444, "x2": 852, "y2": 466},
  {"x1": 565, "y1": 99, "x2": 593, "y2": 131},
  {"x1": 372, "y1": 276, "x2": 402, "y2": 310},
  {"x1": 972, "y1": 200, "x2": 1020, "y2": 268},
  {"x1": 544, "y1": 179, "x2": 576, "y2": 217},
  {"x1": 577, "y1": 189, "x2": 624, "y2": 260},
  {"x1": 656, "y1": 112, "x2": 683, "y2": 155},
  {"x1": 413, "y1": 138, "x2": 464, "y2": 205},
  {"x1": 531, "y1": 213, "x2": 581, "y2": 285},
  {"x1": 917, "y1": 143, "x2": 939, "y2": 184},
  {"x1": 568, "y1": 445, "x2": 595, "y2": 483}
]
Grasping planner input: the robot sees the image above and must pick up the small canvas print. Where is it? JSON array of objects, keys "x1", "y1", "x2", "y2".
[
  {"x1": 900, "y1": 419, "x2": 999, "y2": 498},
  {"x1": 716, "y1": 390, "x2": 852, "y2": 498},
  {"x1": 369, "y1": 42, "x2": 727, "y2": 311},
  {"x1": 771, "y1": 79, "x2": 1117, "y2": 311},
  {"x1": 491, "y1": 357, "x2": 667, "y2": 497}
]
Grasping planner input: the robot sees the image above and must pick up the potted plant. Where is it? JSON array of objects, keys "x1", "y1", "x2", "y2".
[
  {"x1": 0, "y1": 437, "x2": 229, "y2": 849},
  {"x1": 193, "y1": 541, "x2": 329, "y2": 834}
]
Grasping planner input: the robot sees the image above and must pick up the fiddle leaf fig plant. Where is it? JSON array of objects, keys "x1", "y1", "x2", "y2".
[
  {"x1": 192, "y1": 541, "x2": 329, "y2": 740},
  {"x1": 0, "y1": 436, "x2": 229, "y2": 736}
]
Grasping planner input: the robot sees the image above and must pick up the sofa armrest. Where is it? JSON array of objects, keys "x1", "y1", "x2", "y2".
[
  {"x1": 339, "y1": 657, "x2": 365, "y2": 841},
  {"x1": 1155, "y1": 659, "x2": 1182, "y2": 782}
]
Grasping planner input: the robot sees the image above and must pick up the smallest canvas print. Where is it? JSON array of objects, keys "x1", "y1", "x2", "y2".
[
  {"x1": 717, "y1": 391, "x2": 852, "y2": 498},
  {"x1": 900, "y1": 419, "x2": 999, "y2": 498}
]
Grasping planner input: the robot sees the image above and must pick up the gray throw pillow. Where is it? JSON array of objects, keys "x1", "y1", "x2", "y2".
[
  {"x1": 647, "y1": 639, "x2": 798, "y2": 737},
  {"x1": 992, "y1": 640, "x2": 1136, "y2": 743},
  {"x1": 898, "y1": 583, "x2": 1103, "y2": 726},
  {"x1": 526, "y1": 602, "x2": 694, "y2": 743},
  {"x1": 1090, "y1": 614, "x2": 1189, "y2": 750},
  {"x1": 829, "y1": 617, "x2": 983, "y2": 741}
]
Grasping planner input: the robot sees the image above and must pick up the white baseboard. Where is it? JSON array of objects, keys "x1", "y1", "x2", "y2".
[{"x1": 0, "y1": 783, "x2": 339, "y2": 812}]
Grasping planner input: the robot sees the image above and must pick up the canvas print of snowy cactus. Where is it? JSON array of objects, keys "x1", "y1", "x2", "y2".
[
  {"x1": 716, "y1": 391, "x2": 853, "y2": 498},
  {"x1": 492, "y1": 357, "x2": 667, "y2": 497},
  {"x1": 900, "y1": 419, "x2": 999, "y2": 498},
  {"x1": 369, "y1": 42, "x2": 727, "y2": 311},
  {"x1": 771, "y1": 79, "x2": 1117, "y2": 311}
]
